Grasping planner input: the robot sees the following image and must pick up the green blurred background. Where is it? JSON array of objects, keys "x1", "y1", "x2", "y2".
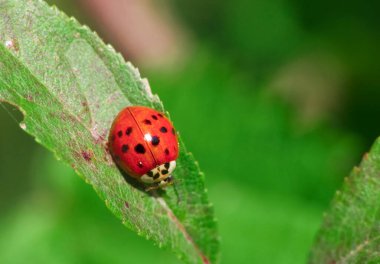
[{"x1": 0, "y1": 0, "x2": 379, "y2": 263}]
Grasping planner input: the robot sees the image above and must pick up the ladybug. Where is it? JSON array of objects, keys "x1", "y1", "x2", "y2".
[{"x1": 108, "y1": 106, "x2": 179, "y2": 190}]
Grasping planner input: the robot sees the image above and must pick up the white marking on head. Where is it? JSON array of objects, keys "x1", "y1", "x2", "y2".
[
  {"x1": 168, "y1": 160, "x2": 176, "y2": 174},
  {"x1": 141, "y1": 174, "x2": 154, "y2": 183}
]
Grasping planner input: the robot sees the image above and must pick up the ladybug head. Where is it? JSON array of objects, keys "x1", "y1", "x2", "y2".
[{"x1": 141, "y1": 160, "x2": 177, "y2": 188}]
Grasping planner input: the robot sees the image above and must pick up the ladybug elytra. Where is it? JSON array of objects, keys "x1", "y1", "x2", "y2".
[{"x1": 108, "y1": 106, "x2": 179, "y2": 190}]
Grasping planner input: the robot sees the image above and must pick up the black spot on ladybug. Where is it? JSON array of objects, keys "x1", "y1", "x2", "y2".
[
  {"x1": 165, "y1": 148, "x2": 170, "y2": 155},
  {"x1": 135, "y1": 144, "x2": 146, "y2": 154},
  {"x1": 164, "y1": 162, "x2": 170, "y2": 169},
  {"x1": 158, "y1": 113, "x2": 163, "y2": 118},
  {"x1": 162, "y1": 169, "x2": 169, "y2": 175},
  {"x1": 153, "y1": 173, "x2": 160, "y2": 179},
  {"x1": 137, "y1": 161, "x2": 143, "y2": 168},
  {"x1": 152, "y1": 115, "x2": 158, "y2": 120},
  {"x1": 172, "y1": 128, "x2": 176, "y2": 135},
  {"x1": 111, "y1": 135, "x2": 116, "y2": 141},
  {"x1": 147, "y1": 171, "x2": 154, "y2": 177},
  {"x1": 117, "y1": 130, "x2": 123, "y2": 138},
  {"x1": 143, "y1": 119, "x2": 152, "y2": 125},
  {"x1": 115, "y1": 155, "x2": 120, "y2": 161},
  {"x1": 121, "y1": 144, "x2": 129, "y2": 153},
  {"x1": 126, "y1": 127, "x2": 132, "y2": 136},
  {"x1": 160, "y1": 126, "x2": 167, "y2": 133},
  {"x1": 151, "y1": 136, "x2": 160, "y2": 146}
]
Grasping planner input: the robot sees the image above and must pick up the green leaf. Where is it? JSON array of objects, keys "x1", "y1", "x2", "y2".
[
  {"x1": 309, "y1": 138, "x2": 380, "y2": 263},
  {"x1": 0, "y1": 0, "x2": 219, "y2": 263}
]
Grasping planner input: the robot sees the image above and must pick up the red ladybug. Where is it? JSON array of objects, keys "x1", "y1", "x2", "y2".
[{"x1": 108, "y1": 106, "x2": 179, "y2": 190}]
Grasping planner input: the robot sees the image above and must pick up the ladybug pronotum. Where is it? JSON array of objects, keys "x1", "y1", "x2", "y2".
[{"x1": 108, "y1": 106, "x2": 179, "y2": 190}]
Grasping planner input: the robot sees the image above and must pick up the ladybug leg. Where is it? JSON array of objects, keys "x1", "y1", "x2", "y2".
[
  {"x1": 145, "y1": 184, "x2": 160, "y2": 192},
  {"x1": 159, "y1": 175, "x2": 174, "y2": 188}
]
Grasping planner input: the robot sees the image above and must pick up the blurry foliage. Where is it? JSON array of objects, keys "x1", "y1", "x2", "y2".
[
  {"x1": 1, "y1": 0, "x2": 379, "y2": 263},
  {"x1": 171, "y1": 0, "x2": 380, "y2": 145},
  {"x1": 0, "y1": 105, "x2": 35, "y2": 211},
  {"x1": 171, "y1": 0, "x2": 302, "y2": 79}
]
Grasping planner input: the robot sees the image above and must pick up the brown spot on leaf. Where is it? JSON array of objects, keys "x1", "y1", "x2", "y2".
[
  {"x1": 81, "y1": 150, "x2": 93, "y2": 162},
  {"x1": 202, "y1": 256, "x2": 210, "y2": 264},
  {"x1": 93, "y1": 131, "x2": 106, "y2": 144},
  {"x1": 25, "y1": 94, "x2": 33, "y2": 102},
  {"x1": 5, "y1": 39, "x2": 19, "y2": 52}
]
